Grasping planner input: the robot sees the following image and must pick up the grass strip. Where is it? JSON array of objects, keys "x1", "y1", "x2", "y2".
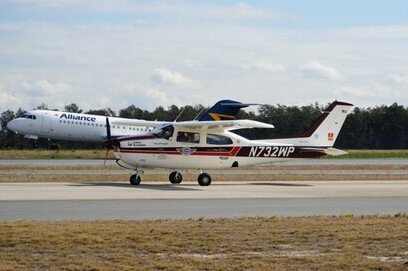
[
  {"x1": 1, "y1": 216, "x2": 407, "y2": 270},
  {"x1": 2, "y1": 164, "x2": 408, "y2": 171}
]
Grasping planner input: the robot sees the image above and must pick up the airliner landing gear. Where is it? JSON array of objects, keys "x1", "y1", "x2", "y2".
[
  {"x1": 169, "y1": 171, "x2": 182, "y2": 184},
  {"x1": 198, "y1": 173, "x2": 212, "y2": 186},
  {"x1": 129, "y1": 173, "x2": 141, "y2": 185}
]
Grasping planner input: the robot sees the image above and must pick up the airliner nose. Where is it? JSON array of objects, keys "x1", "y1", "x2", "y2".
[{"x1": 6, "y1": 120, "x2": 17, "y2": 132}]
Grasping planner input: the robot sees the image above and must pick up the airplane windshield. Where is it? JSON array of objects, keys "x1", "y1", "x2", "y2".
[
  {"x1": 153, "y1": 125, "x2": 174, "y2": 140},
  {"x1": 21, "y1": 113, "x2": 36, "y2": 120}
]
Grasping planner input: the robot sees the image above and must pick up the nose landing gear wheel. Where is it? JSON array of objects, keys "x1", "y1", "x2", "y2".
[
  {"x1": 169, "y1": 171, "x2": 183, "y2": 184},
  {"x1": 130, "y1": 174, "x2": 141, "y2": 185},
  {"x1": 197, "y1": 173, "x2": 212, "y2": 186}
]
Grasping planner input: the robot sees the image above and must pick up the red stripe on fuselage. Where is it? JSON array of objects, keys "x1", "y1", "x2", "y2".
[{"x1": 119, "y1": 146, "x2": 241, "y2": 156}]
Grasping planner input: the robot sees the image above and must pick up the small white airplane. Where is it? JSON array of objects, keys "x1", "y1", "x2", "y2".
[
  {"x1": 107, "y1": 101, "x2": 353, "y2": 186},
  {"x1": 6, "y1": 100, "x2": 250, "y2": 144}
]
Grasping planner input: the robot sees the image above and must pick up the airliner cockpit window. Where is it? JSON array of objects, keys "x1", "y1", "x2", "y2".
[
  {"x1": 32, "y1": 115, "x2": 36, "y2": 120},
  {"x1": 153, "y1": 125, "x2": 174, "y2": 140}
]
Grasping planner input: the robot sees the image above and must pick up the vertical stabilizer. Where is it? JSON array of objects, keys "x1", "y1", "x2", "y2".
[
  {"x1": 199, "y1": 100, "x2": 256, "y2": 121},
  {"x1": 264, "y1": 101, "x2": 354, "y2": 147}
]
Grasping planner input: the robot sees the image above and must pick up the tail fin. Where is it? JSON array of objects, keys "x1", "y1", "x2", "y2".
[
  {"x1": 301, "y1": 101, "x2": 353, "y2": 147},
  {"x1": 266, "y1": 101, "x2": 353, "y2": 147},
  {"x1": 198, "y1": 100, "x2": 256, "y2": 121}
]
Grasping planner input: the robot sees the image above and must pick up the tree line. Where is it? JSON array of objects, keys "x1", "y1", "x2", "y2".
[{"x1": 1, "y1": 102, "x2": 407, "y2": 149}]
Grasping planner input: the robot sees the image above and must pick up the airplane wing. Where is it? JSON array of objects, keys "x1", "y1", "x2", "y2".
[
  {"x1": 172, "y1": 119, "x2": 274, "y2": 130},
  {"x1": 110, "y1": 119, "x2": 166, "y2": 127}
]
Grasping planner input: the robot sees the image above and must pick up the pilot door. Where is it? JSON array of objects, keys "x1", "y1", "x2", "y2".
[{"x1": 41, "y1": 112, "x2": 51, "y2": 133}]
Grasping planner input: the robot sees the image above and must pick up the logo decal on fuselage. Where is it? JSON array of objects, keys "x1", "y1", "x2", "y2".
[
  {"x1": 248, "y1": 146, "x2": 295, "y2": 157},
  {"x1": 177, "y1": 147, "x2": 197, "y2": 156},
  {"x1": 60, "y1": 113, "x2": 96, "y2": 122}
]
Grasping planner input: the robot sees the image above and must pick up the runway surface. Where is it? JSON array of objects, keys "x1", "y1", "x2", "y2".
[
  {"x1": 1, "y1": 198, "x2": 407, "y2": 221},
  {"x1": 1, "y1": 181, "x2": 407, "y2": 220},
  {"x1": 1, "y1": 158, "x2": 407, "y2": 220}
]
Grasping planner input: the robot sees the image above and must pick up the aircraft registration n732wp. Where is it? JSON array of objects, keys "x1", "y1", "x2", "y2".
[{"x1": 7, "y1": 100, "x2": 353, "y2": 186}]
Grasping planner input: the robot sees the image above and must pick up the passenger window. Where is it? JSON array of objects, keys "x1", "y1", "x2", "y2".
[
  {"x1": 206, "y1": 134, "x2": 233, "y2": 145},
  {"x1": 177, "y1": 131, "x2": 200, "y2": 143}
]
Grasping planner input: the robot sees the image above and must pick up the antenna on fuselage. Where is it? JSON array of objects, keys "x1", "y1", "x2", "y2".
[
  {"x1": 193, "y1": 107, "x2": 206, "y2": 121},
  {"x1": 174, "y1": 108, "x2": 186, "y2": 122}
]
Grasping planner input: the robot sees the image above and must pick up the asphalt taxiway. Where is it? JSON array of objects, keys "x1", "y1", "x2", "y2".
[
  {"x1": 0, "y1": 181, "x2": 407, "y2": 220},
  {"x1": 1, "y1": 158, "x2": 408, "y2": 220}
]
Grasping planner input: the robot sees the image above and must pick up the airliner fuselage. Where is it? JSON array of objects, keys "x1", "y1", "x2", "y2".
[{"x1": 6, "y1": 110, "x2": 160, "y2": 142}]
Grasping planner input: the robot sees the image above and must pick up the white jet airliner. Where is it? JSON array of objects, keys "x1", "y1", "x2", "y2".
[{"x1": 6, "y1": 100, "x2": 252, "y2": 143}]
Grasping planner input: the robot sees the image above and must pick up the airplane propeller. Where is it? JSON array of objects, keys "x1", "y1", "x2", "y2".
[{"x1": 104, "y1": 116, "x2": 112, "y2": 165}]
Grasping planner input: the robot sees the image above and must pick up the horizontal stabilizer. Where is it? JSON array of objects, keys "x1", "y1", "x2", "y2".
[{"x1": 300, "y1": 147, "x2": 348, "y2": 156}]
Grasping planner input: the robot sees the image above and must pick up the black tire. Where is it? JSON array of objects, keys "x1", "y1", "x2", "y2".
[
  {"x1": 197, "y1": 173, "x2": 212, "y2": 186},
  {"x1": 169, "y1": 171, "x2": 182, "y2": 184},
  {"x1": 129, "y1": 174, "x2": 141, "y2": 185}
]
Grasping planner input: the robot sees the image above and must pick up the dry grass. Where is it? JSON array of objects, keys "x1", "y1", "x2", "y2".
[
  {"x1": 0, "y1": 165, "x2": 122, "y2": 171},
  {"x1": 2, "y1": 164, "x2": 408, "y2": 171},
  {"x1": 0, "y1": 149, "x2": 115, "y2": 159},
  {"x1": 0, "y1": 216, "x2": 407, "y2": 270}
]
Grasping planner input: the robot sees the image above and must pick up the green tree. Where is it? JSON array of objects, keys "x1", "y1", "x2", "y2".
[{"x1": 64, "y1": 103, "x2": 83, "y2": 113}]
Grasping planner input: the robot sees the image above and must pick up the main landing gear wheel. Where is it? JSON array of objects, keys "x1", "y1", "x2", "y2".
[
  {"x1": 169, "y1": 171, "x2": 183, "y2": 184},
  {"x1": 198, "y1": 173, "x2": 212, "y2": 186},
  {"x1": 129, "y1": 174, "x2": 141, "y2": 185}
]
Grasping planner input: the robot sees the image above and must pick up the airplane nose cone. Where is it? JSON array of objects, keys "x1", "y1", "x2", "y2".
[{"x1": 6, "y1": 120, "x2": 17, "y2": 132}]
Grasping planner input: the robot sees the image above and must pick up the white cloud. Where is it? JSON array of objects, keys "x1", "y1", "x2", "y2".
[
  {"x1": 1, "y1": 2, "x2": 408, "y2": 110},
  {"x1": 241, "y1": 61, "x2": 286, "y2": 73},
  {"x1": 151, "y1": 68, "x2": 200, "y2": 89},
  {"x1": 334, "y1": 82, "x2": 407, "y2": 106},
  {"x1": 0, "y1": 85, "x2": 21, "y2": 109},
  {"x1": 385, "y1": 74, "x2": 408, "y2": 85},
  {"x1": 184, "y1": 59, "x2": 202, "y2": 68},
  {"x1": 21, "y1": 79, "x2": 71, "y2": 97},
  {"x1": 301, "y1": 61, "x2": 344, "y2": 81}
]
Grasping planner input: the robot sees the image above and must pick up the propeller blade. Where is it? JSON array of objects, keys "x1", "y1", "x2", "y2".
[{"x1": 106, "y1": 117, "x2": 111, "y2": 140}]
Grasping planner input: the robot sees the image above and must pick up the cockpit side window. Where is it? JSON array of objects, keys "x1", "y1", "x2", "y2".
[
  {"x1": 32, "y1": 115, "x2": 36, "y2": 120},
  {"x1": 177, "y1": 131, "x2": 200, "y2": 144},
  {"x1": 206, "y1": 134, "x2": 233, "y2": 145}
]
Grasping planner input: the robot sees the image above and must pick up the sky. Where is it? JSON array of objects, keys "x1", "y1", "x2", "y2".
[{"x1": 1, "y1": 0, "x2": 408, "y2": 112}]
